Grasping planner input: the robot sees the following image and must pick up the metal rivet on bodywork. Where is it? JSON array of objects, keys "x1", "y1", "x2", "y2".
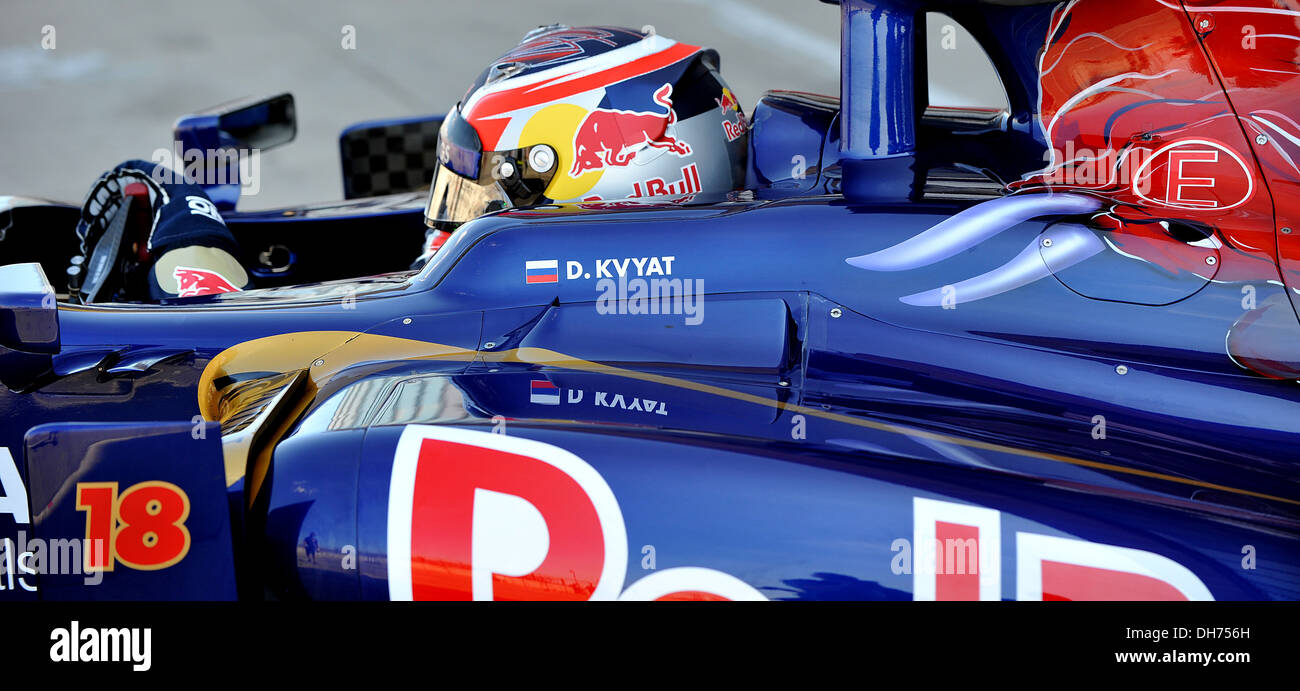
[
  {"x1": 779, "y1": 380, "x2": 790, "y2": 387},
  {"x1": 1041, "y1": 237, "x2": 1054, "y2": 248},
  {"x1": 402, "y1": 318, "x2": 412, "y2": 324},
  {"x1": 830, "y1": 307, "x2": 843, "y2": 318},
  {"x1": 1115, "y1": 365, "x2": 1128, "y2": 375},
  {"x1": 313, "y1": 359, "x2": 325, "y2": 367},
  {"x1": 1205, "y1": 256, "x2": 1217, "y2": 265},
  {"x1": 1282, "y1": 227, "x2": 1293, "y2": 235},
  {"x1": 483, "y1": 342, "x2": 496, "y2": 350},
  {"x1": 1257, "y1": 134, "x2": 1269, "y2": 145}
]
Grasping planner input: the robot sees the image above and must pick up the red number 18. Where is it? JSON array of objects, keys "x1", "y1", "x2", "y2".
[{"x1": 75, "y1": 481, "x2": 191, "y2": 572}]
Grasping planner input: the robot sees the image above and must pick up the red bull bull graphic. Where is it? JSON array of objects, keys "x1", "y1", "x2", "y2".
[
  {"x1": 715, "y1": 87, "x2": 741, "y2": 115},
  {"x1": 173, "y1": 266, "x2": 241, "y2": 297},
  {"x1": 569, "y1": 83, "x2": 692, "y2": 177}
]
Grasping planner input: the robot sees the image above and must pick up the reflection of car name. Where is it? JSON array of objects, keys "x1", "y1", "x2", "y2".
[
  {"x1": 593, "y1": 390, "x2": 668, "y2": 416},
  {"x1": 530, "y1": 381, "x2": 669, "y2": 416}
]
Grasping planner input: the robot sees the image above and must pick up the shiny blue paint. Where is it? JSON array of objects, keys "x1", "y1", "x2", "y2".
[
  {"x1": 261, "y1": 428, "x2": 366, "y2": 600},
  {"x1": 839, "y1": 0, "x2": 918, "y2": 202},
  {"x1": 32, "y1": 192, "x2": 1300, "y2": 470},
  {"x1": 0, "y1": 263, "x2": 58, "y2": 353},
  {"x1": 745, "y1": 91, "x2": 840, "y2": 194},
  {"x1": 273, "y1": 367, "x2": 1297, "y2": 600},
  {"x1": 845, "y1": 193, "x2": 1102, "y2": 271},
  {"x1": 840, "y1": 0, "x2": 917, "y2": 158},
  {"x1": 0, "y1": 263, "x2": 60, "y2": 391},
  {"x1": 11, "y1": 186, "x2": 1300, "y2": 599},
  {"x1": 21, "y1": 421, "x2": 236, "y2": 600}
]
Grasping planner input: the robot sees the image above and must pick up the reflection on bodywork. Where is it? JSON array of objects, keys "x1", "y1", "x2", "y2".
[{"x1": 317, "y1": 374, "x2": 472, "y2": 431}]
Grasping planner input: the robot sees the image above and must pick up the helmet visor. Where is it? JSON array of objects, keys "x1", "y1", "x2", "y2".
[
  {"x1": 425, "y1": 161, "x2": 512, "y2": 229},
  {"x1": 424, "y1": 105, "x2": 560, "y2": 229}
]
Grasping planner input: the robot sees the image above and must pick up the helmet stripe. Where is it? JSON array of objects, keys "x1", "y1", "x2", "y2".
[{"x1": 467, "y1": 42, "x2": 701, "y2": 149}]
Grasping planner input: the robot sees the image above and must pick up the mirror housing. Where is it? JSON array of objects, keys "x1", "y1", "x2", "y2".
[
  {"x1": 211, "y1": 93, "x2": 297, "y2": 150},
  {"x1": 173, "y1": 93, "x2": 297, "y2": 210},
  {"x1": 0, "y1": 263, "x2": 59, "y2": 391},
  {"x1": 0, "y1": 263, "x2": 59, "y2": 354},
  {"x1": 176, "y1": 93, "x2": 297, "y2": 151}
]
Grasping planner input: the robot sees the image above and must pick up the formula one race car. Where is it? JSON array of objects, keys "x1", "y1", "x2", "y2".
[{"x1": 1, "y1": 0, "x2": 1298, "y2": 602}]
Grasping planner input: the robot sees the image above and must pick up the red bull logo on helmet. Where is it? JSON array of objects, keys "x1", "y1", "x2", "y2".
[
  {"x1": 173, "y1": 266, "x2": 241, "y2": 297},
  {"x1": 569, "y1": 83, "x2": 692, "y2": 177},
  {"x1": 715, "y1": 87, "x2": 740, "y2": 115},
  {"x1": 629, "y1": 163, "x2": 702, "y2": 198},
  {"x1": 716, "y1": 86, "x2": 746, "y2": 141}
]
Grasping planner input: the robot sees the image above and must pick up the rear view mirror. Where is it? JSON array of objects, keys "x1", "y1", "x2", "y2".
[
  {"x1": 174, "y1": 93, "x2": 297, "y2": 155},
  {"x1": 0, "y1": 262, "x2": 59, "y2": 354},
  {"x1": 173, "y1": 93, "x2": 298, "y2": 209},
  {"x1": 214, "y1": 93, "x2": 297, "y2": 150},
  {"x1": 0, "y1": 262, "x2": 59, "y2": 391},
  {"x1": 178, "y1": 93, "x2": 297, "y2": 151}
]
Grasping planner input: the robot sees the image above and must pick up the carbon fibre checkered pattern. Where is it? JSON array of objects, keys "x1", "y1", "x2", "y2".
[{"x1": 339, "y1": 118, "x2": 442, "y2": 199}]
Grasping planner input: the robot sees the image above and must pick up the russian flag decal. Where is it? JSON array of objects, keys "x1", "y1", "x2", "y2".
[
  {"x1": 525, "y1": 259, "x2": 559, "y2": 284},
  {"x1": 530, "y1": 379, "x2": 561, "y2": 405}
]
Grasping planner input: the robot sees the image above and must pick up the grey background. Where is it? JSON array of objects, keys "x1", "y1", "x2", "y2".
[{"x1": 0, "y1": 0, "x2": 998, "y2": 210}]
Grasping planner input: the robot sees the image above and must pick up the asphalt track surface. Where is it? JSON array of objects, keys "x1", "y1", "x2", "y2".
[{"x1": 0, "y1": 0, "x2": 994, "y2": 211}]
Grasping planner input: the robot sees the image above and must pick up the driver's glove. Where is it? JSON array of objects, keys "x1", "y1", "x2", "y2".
[{"x1": 75, "y1": 160, "x2": 249, "y2": 301}]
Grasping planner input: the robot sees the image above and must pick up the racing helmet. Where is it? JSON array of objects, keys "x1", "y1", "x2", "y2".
[{"x1": 425, "y1": 25, "x2": 748, "y2": 230}]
